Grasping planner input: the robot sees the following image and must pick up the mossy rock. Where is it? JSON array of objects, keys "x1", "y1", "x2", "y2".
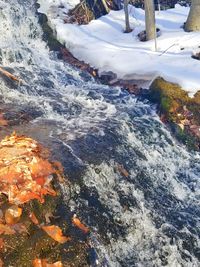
[
  {"x1": 149, "y1": 77, "x2": 200, "y2": 150},
  {"x1": 189, "y1": 91, "x2": 200, "y2": 125},
  {"x1": 37, "y1": 12, "x2": 64, "y2": 51},
  {"x1": 149, "y1": 77, "x2": 190, "y2": 120},
  {"x1": 193, "y1": 91, "x2": 200, "y2": 104}
]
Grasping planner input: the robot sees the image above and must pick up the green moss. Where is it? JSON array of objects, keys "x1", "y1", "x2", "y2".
[
  {"x1": 172, "y1": 124, "x2": 197, "y2": 150},
  {"x1": 149, "y1": 77, "x2": 190, "y2": 120},
  {"x1": 160, "y1": 96, "x2": 171, "y2": 114},
  {"x1": 149, "y1": 77, "x2": 200, "y2": 150},
  {"x1": 188, "y1": 91, "x2": 200, "y2": 125},
  {"x1": 193, "y1": 91, "x2": 200, "y2": 104}
]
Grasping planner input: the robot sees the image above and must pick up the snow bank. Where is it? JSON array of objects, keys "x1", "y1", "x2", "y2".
[
  {"x1": 37, "y1": 0, "x2": 79, "y2": 17},
  {"x1": 37, "y1": 2, "x2": 200, "y2": 96}
]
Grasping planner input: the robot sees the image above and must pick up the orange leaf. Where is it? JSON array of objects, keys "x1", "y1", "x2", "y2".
[
  {"x1": 0, "y1": 238, "x2": 4, "y2": 250},
  {"x1": 0, "y1": 223, "x2": 15, "y2": 235},
  {"x1": 0, "y1": 133, "x2": 57, "y2": 204},
  {"x1": 34, "y1": 177, "x2": 46, "y2": 186},
  {"x1": 46, "y1": 262, "x2": 63, "y2": 267},
  {"x1": 5, "y1": 205, "x2": 22, "y2": 225},
  {"x1": 0, "y1": 258, "x2": 3, "y2": 267},
  {"x1": 29, "y1": 212, "x2": 39, "y2": 225},
  {"x1": 41, "y1": 225, "x2": 71, "y2": 243},
  {"x1": 33, "y1": 259, "x2": 63, "y2": 267},
  {"x1": 29, "y1": 157, "x2": 54, "y2": 178},
  {"x1": 53, "y1": 161, "x2": 63, "y2": 173},
  {"x1": 116, "y1": 164, "x2": 129, "y2": 177},
  {"x1": 72, "y1": 215, "x2": 89, "y2": 234},
  {"x1": 33, "y1": 259, "x2": 43, "y2": 267}
]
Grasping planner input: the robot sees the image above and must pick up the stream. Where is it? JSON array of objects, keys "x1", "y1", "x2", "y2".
[{"x1": 0, "y1": 0, "x2": 200, "y2": 266}]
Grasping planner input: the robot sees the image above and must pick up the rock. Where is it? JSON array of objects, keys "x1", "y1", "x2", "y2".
[
  {"x1": 148, "y1": 77, "x2": 200, "y2": 150},
  {"x1": 0, "y1": 133, "x2": 89, "y2": 266},
  {"x1": 100, "y1": 71, "x2": 117, "y2": 84}
]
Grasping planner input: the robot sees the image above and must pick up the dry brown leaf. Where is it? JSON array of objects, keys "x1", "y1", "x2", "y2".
[
  {"x1": 116, "y1": 164, "x2": 129, "y2": 177},
  {"x1": 41, "y1": 225, "x2": 71, "y2": 243},
  {"x1": 0, "y1": 258, "x2": 3, "y2": 267},
  {"x1": 72, "y1": 215, "x2": 89, "y2": 234},
  {"x1": 5, "y1": 205, "x2": 22, "y2": 225}
]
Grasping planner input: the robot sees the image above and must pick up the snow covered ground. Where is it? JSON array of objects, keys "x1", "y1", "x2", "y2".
[
  {"x1": 37, "y1": 2, "x2": 200, "y2": 96},
  {"x1": 37, "y1": 0, "x2": 79, "y2": 18}
]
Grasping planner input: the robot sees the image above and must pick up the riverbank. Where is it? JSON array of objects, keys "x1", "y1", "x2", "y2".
[
  {"x1": 1, "y1": 1, "x2": 200, "y2": 266},
  {"x1": 37, "y1": 3, "x2": 200, "y2": 151},
  {"x1": 37, "y1": 2, "x2": 200, "y2": 96},
  {"x1": 0, "y1": 118, "x2": 90, "y2": 266}
]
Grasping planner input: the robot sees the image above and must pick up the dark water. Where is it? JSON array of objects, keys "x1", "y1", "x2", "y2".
[{"x1": 0, "y1": 0, "x2": 200, "y2": 266}]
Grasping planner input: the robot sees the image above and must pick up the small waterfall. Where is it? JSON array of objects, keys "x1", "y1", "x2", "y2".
[{"x1": 0, "y1": 0, "x2": 200, "y2": 266}]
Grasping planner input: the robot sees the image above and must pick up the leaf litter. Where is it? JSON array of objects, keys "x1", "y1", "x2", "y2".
[{"x1": 0, "y1": 132, "x2": 83, "y2": 266}]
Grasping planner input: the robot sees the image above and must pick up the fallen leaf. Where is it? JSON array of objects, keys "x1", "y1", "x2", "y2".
[
  {"x1": 0, "y1": 258, "x2": 3, "y2": 267},
  {"x1": 33, "y1": 259, "x2": 43, "y2": 267},
  {"x1": 53, "y1": 161, "x2": 63, "y2": 173},
  {"x1": 0, "y1": 223, "x2": 15, "y2": 235},
  {"x1": 0, "y1": 238, "x2": 4, "y2": 250},
  {"x1": 33, "y1": 259, "x2": 63, "y2": 267},
  {"x1": 29, "y1": 212, "x2": 39, "y2": 225},
  {"x1": 11, "y1": 223, "x2": 28, "y2": 234},
  {"x1": 5, "y1": 205, "x2": 22, "y2": 225},
  {"x1": 72, "y1": 215, "x2": 89, "y2": 234},
  {"x1": 116, "y1": 164, "x2": 129, "y2": 177},
  {"x1": 0, "y1": 133, "x2": 57, "y2": 204},
  {"x1": 46, "y1": 262, "x2": 62, "y2": 267},
  {"x1": 29, "y1": 157, "x2": 54, "y2": 179},
  {"x1": 41, "y1": 225, "x2": 71, "y2": 243}
]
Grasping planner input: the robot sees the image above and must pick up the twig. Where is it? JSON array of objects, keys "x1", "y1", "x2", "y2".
[
  {"x1": 0, "y1": 67, "x2": 21, "y2": 83},
  {"x1": 159, "y1": 43, "x2": 177, "y2": 56}
]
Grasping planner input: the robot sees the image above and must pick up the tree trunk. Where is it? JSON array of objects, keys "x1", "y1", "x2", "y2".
[
  {"x1": 185, "y1": 0, "x2": 200, "y2": 32},
  {"x1": 124, "y1": 0, "x2": 131, "y2": 33},
  {"x1": 144, "y1": 0, "x2": 156, "y2": 41}
]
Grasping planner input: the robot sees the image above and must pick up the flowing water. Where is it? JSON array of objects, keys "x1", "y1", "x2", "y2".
[{"x1": 0, "y1": 0, "x2": 200, "y2": 266}]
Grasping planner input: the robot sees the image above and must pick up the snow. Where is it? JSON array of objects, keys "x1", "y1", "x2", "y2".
[
  {"x1": 37, "y1": 2, "x2": 200, "y2": 96},
  {"x1": 37, "y1": 0, "x2": 79, "y2": 17}
]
